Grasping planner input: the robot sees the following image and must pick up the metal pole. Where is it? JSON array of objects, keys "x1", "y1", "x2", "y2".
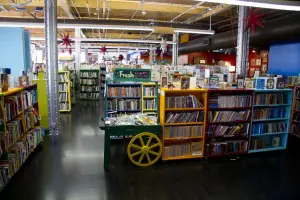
[
  {"x1": 45, "y1": 0, "x2": 60, "y2": 135},
  {"x1": 75, "y1": 28, "x2": 81, "y2": 70},
  {"x1": 172, "y1": 33, "x2": 179, "y2": 66},
  {"x1": 236, "y1": 6, "x2": 249, "y2": 78}
]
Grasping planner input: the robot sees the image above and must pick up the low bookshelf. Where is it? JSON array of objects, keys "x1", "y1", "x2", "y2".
[
  {"x1": 0, "y1": 86, "x2": 44, "y2": 191},
  {"x1": 290, "y1": 85, "x2": 300, "y2": 138},
  {"x1": 249, "y1": 89, "x2": 293, "y2": 153},
  {"x1": 160, "y1": 89, "x2": 207, "y2": 160},
  {"x1": 142, "y1": 82, "x2": 159, "y2": 116},
  {"x1": 205, "y1": 89, "x2": 253, "y2": 157},
  {"x1": 58, "y1": 71, "x2": 71, "y2": 112},
  {"x1": 79, "y1": 69, "x2": 100, "y2": 100},
  {"x1": 100, "y1": 66, "x2": 106, "y2": 98}
]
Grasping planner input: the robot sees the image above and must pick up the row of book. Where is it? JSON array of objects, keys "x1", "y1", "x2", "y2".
[
  {"x1": 251, "y1": 122, "x2": 286, "y2": 135},
  {"x1": 80, "y1": 93, "x2": 100, "y2": 99},
  {"x1": 23, "y1": 90, "x2": 37, "y2": 110},
  {"x1": 144, "y1": 87, "x2": 156, "y2": 96},
  {"x1": 108, "y1": 87, "x2": 141, "y2": 97},
  {"x1": 80, "y1": 86, "x2": 100, "y2": 92},
  {"x1": 205, "y1": 141, "x2": 248, "y2": 155},
  {"x1": 166, "y1": 95, "x2": 204, "y2": 109},
  {"x1": 25, "y1": 109, "x2": 39, "y2": 132},
  {"x1": 250, "y1": 136, "x2": 281, "y2": 150},
  {"x1": 253, "y1": 108, "x2": 285, "y2": 120},
  {"x1": 80, "y1": 79, "x2": 99, "y2": 85},
  {"x1": 207, "y1": 124, "x2": 250, "y2": 137},
  {"x1": 59, "y1": 73, "x2": 69, "y2": 82},
  {"x1": 107, "y1": 99, "x2": 140, "y2": 111},
  {"x1": 164, "y1": 126, "x2": 204, "y2": 138},
  {"x1": 165, "y1": 111, "x2": 205, "y2": 123},
  {"x1": 254, "y1": 93, "x2": 286, "y2": 105},
  {"x1": 208, "y1": 110, "x2": 251, "y2": 122},
  {"x1": 143, "y1": 100, "x2": 156, "y2": 110},
  {"x1": 59, "y1": 103, "x2": 69, "y2": 111},
  {"x1": 59, "y1": 93, "x2": 68, "y2": 102},
  {"x1": 293, "y1": 113, "x2": 300, "y2": 123},
  {"x1": 291, "y1": 125, "x2": 300, "y2": 136},
  {"x1": 0, "y1": 119, "x2": 23, "y2": 157},
  {"x1": 163, "y1": 142, "x2": 202, "y2": 158},
  {"x1": 58, "y1": 83, "x2": 68, "y2": 91},
  {"x1": 209, "y1": 95, "x2": 252, "y2": 108},
  {"x1": 80, "y1": 72, "x2": 98, "y2": 78},
  {"x1": 296, "y1": 100, "x2": 300, "y2": 110},
  {"x1": 5, "y1": 94, "x2": 23, "y2": 121},
  {"x1": 0, "y1": 127, "x2": 44, "y2": 190}
]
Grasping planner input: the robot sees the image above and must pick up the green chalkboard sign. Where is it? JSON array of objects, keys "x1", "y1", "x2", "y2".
[{"x1": 113, "y1": 68, "x2": 151, "y2": 82}]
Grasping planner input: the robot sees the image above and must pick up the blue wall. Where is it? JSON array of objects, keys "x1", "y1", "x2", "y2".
[
  {"x1": 0, "y1": 27, "x2": 26, "y2": 76},
  {"x1": 269, "y1": 42, "x2": 300, "y2": 76}
]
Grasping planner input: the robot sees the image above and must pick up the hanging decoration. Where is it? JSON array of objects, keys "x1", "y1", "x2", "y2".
[
  {"x1": 61, "y1": 33, "x2": 71, "y2": 48},
  {"x1": 155, "y1": 47, "x2": 161, "y2": 58},
  {"x1": 118, "y1": 54, "x2": 124, "y2": 61},
  {"x1": 244, "y1": 8, "x2": 264, "y2": 35},
  {"x1": 68, "y1": 48, "x2": 72, "y2": 55},
  {"x1": 160, "y1": 38, "x2": 167, "y2": 58},
  {"x1": 100, "y1": 46, "x2": 108, "y2": 54},
  {"x1": 61, "y1": 49, "x2": 65, "y2": 53}
]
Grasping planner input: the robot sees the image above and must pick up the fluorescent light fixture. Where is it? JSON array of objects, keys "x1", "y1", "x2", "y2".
[
  {"x1": 174, "y1": 28, "x2": 215, "y2": 35},
  {"x1": 194, "y1": 0, "x2": 300, "y2": 11}
]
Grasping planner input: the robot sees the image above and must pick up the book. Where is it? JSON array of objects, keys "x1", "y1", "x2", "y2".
[
  {"x1": 207, "y1": 123, "x2": 249, "y2": 137},
  {"x1": 266, "y1": 78, "x2": 275, "y2": 89},
  {"x1": 164, "y1": 126, "x2": 203, "y2": 138},
  {"x1": 208, "y1": 110, "x2": 251, "y2": 122},
  {"x1": 165, "y1": 111, "x2": 204, "y2": 123},
  {"x1": 254, "y1": 93, "x2": 285, "y2": 105},
  {"x1": 166, "y1": 95, "x2": 204, "y2": 109},
  {"x1": 181, "y1": 76, "x2": 190, "y2": 89},
  {"x1": 189, "y1": 77, "x2": 197, "y2": 89},
  {"x1": 209, "y1": 95, "x2": 252, "y2": 108},
  {"x1": 255, "y1": 78, "x2": 266, "y2": 89},
  {"x1": 206, "y1": 140, "x2": 248, "y2": 156},
  {"x1": 209, "y1": 75, "x2": 220, "y2": 88},
  {"x1": 245, "y1": 79, "x2": 255, "y2": 89},
  {"x1": 253, "y1": 108, "x2": 285, "y2": 120},
  {"x1": 251, "y1": 122, "x2": 286, "y2": 135},
  {"x1": 276, "y1": 78, "x2": 285, "y2": 89},
  {"x1": 237, "y1": 79, "x2": 244, "y2": 89}
]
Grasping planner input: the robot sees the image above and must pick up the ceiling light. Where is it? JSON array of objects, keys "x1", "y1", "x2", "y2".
[
  {"x1": 194, "y1": 0, "x2": 300, "y2": 11},
  {"x1": 174, "y1": 28, "x2": 215, "y2": 35},
  {"x1": 142, "y1": 10, "x2": 147, "y2": 15}
]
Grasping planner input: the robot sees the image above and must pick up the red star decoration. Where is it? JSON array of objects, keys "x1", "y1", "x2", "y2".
[
  {"x1": 118, "y1": 54, "x2": 124, "y2": 61},
  {"x1": 100, "y1": 46, "x2": 107, "y2": 54},
  {"x1": 244, "y1": 8, "x2": 264, "y2": 35},
  {"x1": 61, "y1": 33, "x2": 71, "y2": 48},
  {"x1": 68, "y1": 48, "x2": 72, "y2": 55}
]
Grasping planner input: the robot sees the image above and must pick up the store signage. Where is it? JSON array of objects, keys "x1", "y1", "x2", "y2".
[{"x1": 113, "y1": 68, "x2": 151, "y2": 82}]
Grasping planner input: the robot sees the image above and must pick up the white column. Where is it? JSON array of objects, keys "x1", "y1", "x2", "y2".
[
  {"x1": 75, "y1": 28, "x2": 81, "y2": 70},
  {"x1": 172, "y1": 33, "x2": 179, "y2": 65}
]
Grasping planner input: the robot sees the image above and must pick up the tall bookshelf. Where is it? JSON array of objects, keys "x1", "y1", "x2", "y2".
[
  {"x1": 290, "y1": 86, "x2": 300, "y2": 138},
  {"x1": 142, "y1": 82, "x2": 159, "y2": 116},
  {"x1": 0, "y1": 86, "x2": 44, "y2": 191},
  {"x1": 160, "y1": 89, "x2": 207, "y2": 160},
  {"x1": 100, "y1": 67, "x2": 106, "y2": 98},
  {"x1": 69, "y1": 69, "x2": 76, "y2": 104},
  {"x1": 105, "y1": 82, "x2": 142, "y2": 117},
  {"x1": 249, "y1": 89, "x2": 293, "y2": 153},
  {"x1": 58, "y1": 71, "x2": 71, "y2": 112},
  {"x1": 79, "y1": 69, "x2": 100, "y2": 100},
  {"x1": 205, "y1": 89, "x2": 253, "y2": 157}
]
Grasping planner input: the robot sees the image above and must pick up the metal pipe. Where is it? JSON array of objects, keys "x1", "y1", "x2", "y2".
[
  {"x1": 103, "y1": 0, "x2": 106, "y2": 19},
  {"x1": 169, "y1": 1, "x2": 204, "y2": 23},
  {"x1": 86, "y1": 1, "x2": 91, "y2": 19},
  {"x1": 70, "y1": 0, "x2": 81, "y2": 19}
]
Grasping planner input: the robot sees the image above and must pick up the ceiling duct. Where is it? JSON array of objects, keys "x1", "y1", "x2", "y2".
[{"x1": 179, "y1": 12, "x2": 300, "y2": 54}]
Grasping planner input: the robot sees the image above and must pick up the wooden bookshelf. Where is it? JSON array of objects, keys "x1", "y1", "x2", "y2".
[
  {"x1": 160, "y1": 88, "x2": 207, "y2": 160},
  {"x1": 79, "y1": 69, "x2": 100, "y2": 100},
  {"x1": 249, "y1": 89, "x2": 293, "y2": 153},
  {"x1": 58, "y1": 71, "x2": 71, "y2": 112},
  {"x1": 142, "y1": 82, "x2": 159, "y2": 116},
  {"x1": 290, "y1": 85, "x2": 300, "y2": 138},
  {"x1": 205, "y1": 89, "x2": 254, "y2": 157},
  {"x1": 0, "y1": 86, "x2": 44, "y2": 191}
]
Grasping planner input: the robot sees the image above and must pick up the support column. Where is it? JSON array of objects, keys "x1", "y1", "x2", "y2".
[
  {"x1": 45, "y1": 0, "x2": 60, "y2": 135},
  {"x1": 236, "y1": 6, "x2": 249, "y2": 78},
  {"x1": 149, "y1": 44, "x2": 153, "y2": 64},
  {"x1": 75, "y1": 28, "x2": 81, "y2": 70},
  {"x1": 84, "y1": 48, "x2": 89, "y2": 63},
  {"x1": 172, "y1": 33, "x2": 179, "y2": 65}
]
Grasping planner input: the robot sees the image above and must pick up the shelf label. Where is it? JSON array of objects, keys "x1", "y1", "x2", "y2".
[{"x1": 113, "y1": 68, "x2": 151, "y2": 82}]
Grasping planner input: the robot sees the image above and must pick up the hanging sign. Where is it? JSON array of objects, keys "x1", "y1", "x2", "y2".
[{"x1": 113, "y1": 68, "x2": 151, "y2": 82}]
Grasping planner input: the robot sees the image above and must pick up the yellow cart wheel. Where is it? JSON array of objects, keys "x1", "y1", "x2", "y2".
[{"x1": 127, "y1": 132, "x2": 162, "y2": 167}]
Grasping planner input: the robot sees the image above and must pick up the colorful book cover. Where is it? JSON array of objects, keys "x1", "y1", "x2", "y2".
[
  {"x1": 255, "y1": 78, "x2": 266, "y2": 89},
  {"x1": 266, "y1": 78, "x2": 275, "y2": 89},
  {"x1": 209, "y1": 75, "x2": 220, "y2": 88},
  {"x1": 237, "y1": 79, "x2": 244, "y2": 89},
  {"x1": 276, "y1": 78, "x2": 285, "y2": 89}
]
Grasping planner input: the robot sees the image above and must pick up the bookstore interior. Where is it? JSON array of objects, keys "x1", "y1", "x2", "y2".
[{"x1": 1, "y1": 0, "x2": 300, "y2": 198}]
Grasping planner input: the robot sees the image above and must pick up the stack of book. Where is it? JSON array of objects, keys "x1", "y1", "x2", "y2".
[
  {"x1": 166, "y1": 95, "x2": 203, "y2": 108},
  {"x1": 163, "y1": 142, "x2": 203, "y2": 158},
  {"x1": 23, "y1": 90, "x2": 37, "y2": 109},
  {"x1": 253, "y1": 108, "x2": 285, "y2": 120},
  {"x1": 164, "y1": 126, "x2": 203, "y2": 138},
  {"x1": 208, "y1": 110, "x2": 251, "y2": 122},
  {"x1": 107, "y1": 99, "x2": 140, "y2": 111},
  {"x1": 206, "y1": 140, "x2": 248, "y2": 156},
  {"x1": 108, "y1": 87, "x2": 140, "y2": 97},
  {"x1": 5, "y1": 94, "x2": 23, "y2": 121},
  {"x1": 251, "y1": 122, "x2": 286, "y2": 135},
  {"x1": 165, "y1": 111, "x2": 204, "y2": 123},
  {"x1": 144, "y1": 87, "x2": 156, "y2": 96},
  {"x1": 144, "y1": 99, "x2": 156, "y2": 110},
  {"x1": 207, "y1": 124, "x2": 250, "y2": 137},
  {"x1": 255, "y1": 93, "x2": 285, "y2": 105}
]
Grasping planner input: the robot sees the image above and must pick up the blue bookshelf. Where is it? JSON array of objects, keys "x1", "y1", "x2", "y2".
[{"x1": 249, "y1": 89, "x2": 293, "y2": 153}]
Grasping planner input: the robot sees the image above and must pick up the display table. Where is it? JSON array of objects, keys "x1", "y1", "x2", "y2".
[{"x1": 100, "y1": 124, "x2": 162, "y2": 170}]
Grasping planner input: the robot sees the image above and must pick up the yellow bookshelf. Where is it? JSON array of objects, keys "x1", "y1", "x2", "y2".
[
  {"x1": 160, "y1": 88, "x2": 208, "y2": 160},
  {"x1": 142, "y1": 82, "x2": 159, "y2": 116},
  {"x1": 58, "y1": 71, "x2": 71, "y2": 112}
]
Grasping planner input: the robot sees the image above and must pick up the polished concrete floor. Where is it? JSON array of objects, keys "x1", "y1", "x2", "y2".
[{"x1": 1, "y1": 100, "x2": 300, "y2": 200}]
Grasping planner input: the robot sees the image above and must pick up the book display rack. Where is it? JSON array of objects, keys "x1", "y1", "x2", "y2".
[
  {"x1": 160, "y1": 89, "x2": 207, "y2": 160},
  {"x1": 142, "y1": 82, "x2": 159, "y2": 116},
  {"x1": 79, "y1": 69, "x2": 100, "y2": 100},
  {"x1": 205, "y1": 89, "x2": 253, "y2": 157},
  {"x1": 249, "y1": 89, "x2": 293, "y2": 153},
  {"x1": 0, "y1": 86, "x2": 44, "y2": 191},
  {"x1": 58, "y1": 71, "x2": 71, "y2": 112},
  {"x1": 290, "y1": 86, "x2": 300, "y2": 138},
  {"x1": 100, "y1": 67, "x2": 106, "y2": 97}
]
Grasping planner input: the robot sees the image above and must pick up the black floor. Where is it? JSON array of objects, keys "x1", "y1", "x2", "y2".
[{"x1": 1, "y1": 100, "x2": 300, "y2": 200}]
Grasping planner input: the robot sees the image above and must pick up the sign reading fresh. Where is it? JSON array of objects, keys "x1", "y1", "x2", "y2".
[{"x1": 113, "y1": 68, "x2": 151, "y2": 81}]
